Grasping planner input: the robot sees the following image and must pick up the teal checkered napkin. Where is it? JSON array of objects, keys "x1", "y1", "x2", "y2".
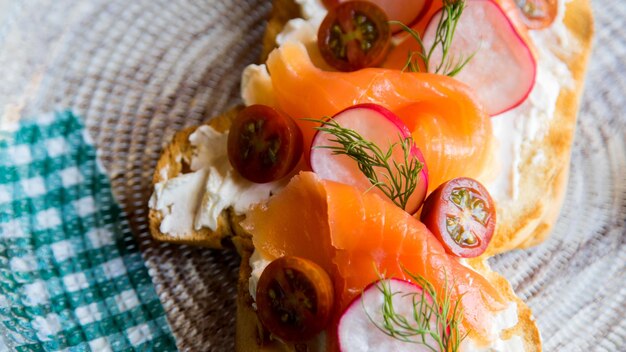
[{"x1": 0, "y1": 111, "x2": 176, "y2": 351}]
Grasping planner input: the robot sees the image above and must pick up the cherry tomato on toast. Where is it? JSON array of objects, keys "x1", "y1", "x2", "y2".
[
  {"x1": 317, "y1": 1, "x2": 391, "y2": 71},
  {"x1": 227, "y1": 105, "x2": 303, "y2": 183},
  {"x1": 256, "y1": 256, "x2": 335, "y2": 342},
  {"x1": 420, "y1": 177, "x2": 495, "y2": 258}
]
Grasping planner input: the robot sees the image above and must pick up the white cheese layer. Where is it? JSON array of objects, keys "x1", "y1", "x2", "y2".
[
  {"x1": 460, "y1": 303, "x2": 524, "y2": 352},
  {"x1": 248, "y1": 249, "x2": 271, "y2": 302},
  {"x1": 149, "y1": 125, "x2": 284, "y2": 233},
  {"x1": 487, "y1": 0, "x2": 575, "y2": 201},
  {"x1": 149, "y1": 169, "x2": 207, "y2": 237}
]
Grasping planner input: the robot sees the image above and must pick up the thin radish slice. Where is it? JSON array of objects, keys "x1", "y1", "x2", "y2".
[
  {"x1": 326, "y1": 0, "x2": 433, "y2": 34},
  {"x1": 310, "y1": 104, "x2": 428, "y2": 214},
  {"x1": 338, "y1": 279, "x2": 437, "y2": 352},
  {"x1": 422, "y1": 0, "x2": 536, "y2": 116}
]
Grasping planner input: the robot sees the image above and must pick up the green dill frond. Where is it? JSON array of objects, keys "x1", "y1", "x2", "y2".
[
  {"x1": 392, "y1": 0, "x2": 475, "y2": 77},
  {"x1": 363, "y1": 266, "x2": 467, "y2": 352},
  {"x1": 309, "y1": 118, "x2": 422, "y2": 210}
]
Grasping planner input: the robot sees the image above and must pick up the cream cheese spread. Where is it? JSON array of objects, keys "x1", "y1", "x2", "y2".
[
  {"x1": 462, "y1": 303, "x2": 524, "y2": 352},
  {"x1": 149, "y1": 125, "x2": 284, "y2": 234},
  {"x1": 294, "y1": 0, "x2": 326, "y2": 24},
  {"x1": 487, "y1": 0, "x2": 575, "y2": 202},
  {"x1": 149, "y1": 168, "x2": 208, "y2": 237},
  {"x1": 248, "y1": 249, "x2": 272, "y2": 302}
]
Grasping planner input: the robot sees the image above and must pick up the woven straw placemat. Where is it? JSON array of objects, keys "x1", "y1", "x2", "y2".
[{"x1": 0, "y1": 0, "x2": 624, "y2": 351}]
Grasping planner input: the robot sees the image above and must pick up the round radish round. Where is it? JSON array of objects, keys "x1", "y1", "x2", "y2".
[
  {"x1": 338, "y1": 278, "x2": 437, "y2": 352},
  {"x1": 310, "y1": 104, "x2": 428, "y2": 213},
  {"x1": 422, "y1": 0, "x2": 536, "y2": 116}
]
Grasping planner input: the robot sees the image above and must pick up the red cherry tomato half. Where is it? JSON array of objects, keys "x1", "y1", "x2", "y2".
[
  {"x1": 420, "y1": 177, "x2": 496, "y2": 258},
  {"x1": 256, "y1": 256, "x2": 335, "y2": 342},
  {"x1": 317, "y1": 1, "x2": 391, "y2": 72},
  {"x1": 227, "y1": 105, "x2": 303, "y2": 183},
  {"x1": 515, "y1": 0, "x2": 558, "y2": 29}
]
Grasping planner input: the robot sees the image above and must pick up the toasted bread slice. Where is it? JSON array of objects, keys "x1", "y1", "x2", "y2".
[
  {"x1": 148, "y1": 0, "x2": 593, "y2": 350},
  {"x1": 232, "y1": 0, "x2": 593, "y2": 351},
  {"x1": 147, "y1": 0, "x2": 303, "y2": 250},
  {"x1": 149, "y1": 106, "x2": 243, "y2": 249}
]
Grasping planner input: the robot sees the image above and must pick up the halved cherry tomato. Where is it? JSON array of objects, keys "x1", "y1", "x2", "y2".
[
  {"x1": 256, "y1": 256, "x2": 334, "y2": 342},
  {"x1": 514, "y1": 0, "x2": 557, "y2": 29},
  {"x1": 227, "y1": 105, "x2": 303, "y2": 183},
  {"x1": 420, "y1": 177, "x2": 495, "y2": 258},
  {"x1": 317, "y1": 1, "x2": 391, "y2": 71}
]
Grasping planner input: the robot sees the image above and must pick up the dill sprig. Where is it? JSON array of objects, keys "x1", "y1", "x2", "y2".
[
  {"x1": 311, "y1": 118, "x2": 422, "y2": 210},
  {"x1": 365, "y1": 268, "x2": 466, "y2": 352},
  {"x1": 391, "y1": 0, "x2": 475, "y2": 77}
]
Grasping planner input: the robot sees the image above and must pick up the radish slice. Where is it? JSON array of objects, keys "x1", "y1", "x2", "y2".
[
  {"x1": 310, "y1": 104, "x2": 428, "y2": 214},
  {"x1": 422, "y1": 0, "x2": 536, "y2": 115},
  {"x1": 329, "y1": 0, "x2": 432, "y2": 34},
  {"x1": 338, "y1": 279, "x2": 437, "y2": 352}
]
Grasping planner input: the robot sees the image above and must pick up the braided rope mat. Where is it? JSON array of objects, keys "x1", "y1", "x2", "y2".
[{"x1": 0, "y1": 0, "x2": 623, "y2": 350}]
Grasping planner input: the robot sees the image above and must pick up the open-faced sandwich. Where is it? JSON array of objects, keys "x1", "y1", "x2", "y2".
[{"x1": 148, "y1": 0, "x2": 593, "y2": 350}]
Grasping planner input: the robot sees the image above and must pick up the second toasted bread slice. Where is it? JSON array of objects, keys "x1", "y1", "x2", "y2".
[{"x1": 149, "y1": 106, "x2": 243, "y2": 249}]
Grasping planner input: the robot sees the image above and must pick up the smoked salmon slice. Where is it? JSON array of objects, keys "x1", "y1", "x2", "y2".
[
  {"x1": 243, "y1": 172, "x2": 507, "y2": 340},
  {"x1": 266, "y1": 42, "x2": 493, "y2": 192}
]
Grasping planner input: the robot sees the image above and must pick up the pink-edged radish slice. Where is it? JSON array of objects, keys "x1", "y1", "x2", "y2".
[
  {"x1": 310, "y1": 104, "x2": 428, "y2": 214},
  {"x1": 326, "y1": 0, "x2": 433, "y2": 35},
  {"x1": 338, "y1": 278, "x2": 437, "y2": 352},
  {"x1": 422, "y1": 0, "x2": 536, "y2": 116}
]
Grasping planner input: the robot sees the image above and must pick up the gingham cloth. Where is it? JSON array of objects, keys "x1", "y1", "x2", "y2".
[{"x1": 0, "y1": 111, "x2": 176, "y2": 351}]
